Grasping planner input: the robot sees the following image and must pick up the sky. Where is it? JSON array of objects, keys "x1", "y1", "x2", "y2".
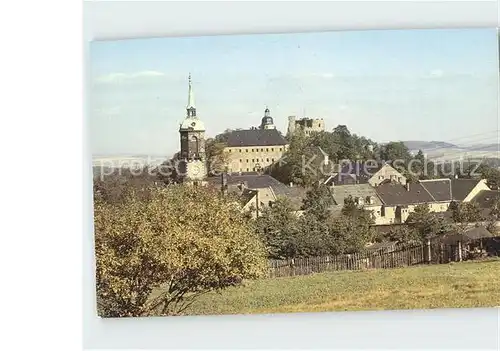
[{"x1": 89, "y1": 28, "x2": 499, "y2": 156}]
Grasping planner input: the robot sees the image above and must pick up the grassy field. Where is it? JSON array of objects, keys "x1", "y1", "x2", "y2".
[{"x1": 186, "y1": 259, "x2": 500, "y2": 315}]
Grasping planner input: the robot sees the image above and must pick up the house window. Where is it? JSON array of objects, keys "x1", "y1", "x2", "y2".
[
  {"x1": 279, "y1": 148, "x2": 282, "y2": 152},
  {"x1": 246, "y1": 159, "x2": 249, "y2": 163},
  {"x1": 271, "y1": 148, "x2": 274, "y2": 152},
  {"x1": 266, "y1": 158, "x2": 269, "y2": 162},
  {"x1": 228, "y1": 149, "x2": 231, "y2": 152},
  {"x1": 266, "y1": 148, "x2": 269, "y2": 152},
  {"x1": 251, "y1": 149, "x2": 254, "y2": 152},
  {"x1": 246, "y1": 149, "x2": 248, "y2": 153},
  {"x1": 261, "y1": 148, "x2": 264, "y2": 152},
  {"x1": 398, "y1": 177, "x2": 401, "y2": 182},
  {"x1": 272, "y1": 158, "x2": 275, "y2": 162},
  {"x1": 246, "y1": 168, "x2": 249, "y2": 172},
  {"x1": 239, "y1": 159, "x2": 242, "y2": 163},
  {"x1": 239, "y1": 149, "x2": 242, "y2": 153},
  {"x1": 252, "y1": 159, "x2": 255, "y2": 163}
]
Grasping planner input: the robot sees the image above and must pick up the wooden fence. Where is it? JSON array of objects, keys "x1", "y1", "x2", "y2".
[{"x1": 268, "y1": 237, "x2": 500, "y2": 278}]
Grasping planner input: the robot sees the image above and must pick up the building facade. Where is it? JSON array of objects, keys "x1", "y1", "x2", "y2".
[
  {"x1": 178, "y1": 74, "x2": 208, "y2": 183},
  {"x1": 287, "y1": 116, "x2": 325, "y2": 136},
  {"x1": 224, "y1": 108, "x2": 289, "y2": 173}
]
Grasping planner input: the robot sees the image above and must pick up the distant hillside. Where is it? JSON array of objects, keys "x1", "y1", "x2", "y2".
[
  {"x1": 402, "y1": 140, "x2": 459, "y2": 151},
  {"x1": 464, "y1": 143, "x2": 500, "y2": 152}
]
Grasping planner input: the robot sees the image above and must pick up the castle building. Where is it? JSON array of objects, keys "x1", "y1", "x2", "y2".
[
  {"x1": 178, "y1": 74, "x2": 207, "y2": 184},
  {"x1": 224, "y1": 107, "x2": 288, "y2": 174},
  {"x1": 287, "y1": 116, "x2": 325, "y2": 136}
]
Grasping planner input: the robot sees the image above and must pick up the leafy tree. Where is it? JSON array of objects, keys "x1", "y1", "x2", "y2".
[
  {"x1": 451, "y1": 201, "x2": 484, "y2": 224},
  {"x1": 94, "y1": 166, "x2": 160, "y2": 204},
  {"x1": 380, "y1": 141, "x2": 412, "y2": 164},
  {"x1": 479, "y1": 164, "x2": 500, "y2": 190},
  {"x1": 94, "y1": 185, "x2": 267, "y2": 317},
  {"x1": 386, "y1": 225, "x2": 420, "y2": 244},
  {"x1": 301, "y1": 182, "x2": 334, "y2": 221},
  {"x1": 205, "y1": 139, "x2": 230, "y2": 175},
  {"x1": 406, "y1": 204, "x2": 451, "y2": 240},
  {"x1": 341, "y1": 195, "x2": 374, "y2": 225},
  {"x1": 331, "y1": 125, "x2": 356, "y2": 160},
  {"x1": 323, "y1": 215, "x2": 375, "y2": 255},
  {"x1": 489, "y1": 196, "x2": 500, "y2": 221},
  {"x1": 256, "y1": 198, "x2": 302, "y2": 259}
]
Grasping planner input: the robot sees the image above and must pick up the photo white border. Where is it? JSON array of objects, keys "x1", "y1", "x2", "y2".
[{"x1": 82, "y1": 1, "x2": 500, "y2": 350}]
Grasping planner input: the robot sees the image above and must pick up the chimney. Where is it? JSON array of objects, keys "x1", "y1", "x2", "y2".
[{"x1": 221, "y1": 173, "x2": 228, "y2": 195}]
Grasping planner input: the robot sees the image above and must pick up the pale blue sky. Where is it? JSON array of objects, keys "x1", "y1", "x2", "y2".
[{"x1": 89, "y1": 28, "x2": 499, "y2": 156}]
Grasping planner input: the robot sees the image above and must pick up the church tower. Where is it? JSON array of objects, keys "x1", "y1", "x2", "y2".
[
  {"x1": 260, "y1": 106, "x2": 276, "y2": 130},
  {"x1": 178, "y1": 73, "x2": 207, "y2": 183}
]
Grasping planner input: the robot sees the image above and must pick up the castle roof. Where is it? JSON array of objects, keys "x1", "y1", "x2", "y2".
[{"x1": 226, "y1": 129, "x2": 287, "y2": 147}]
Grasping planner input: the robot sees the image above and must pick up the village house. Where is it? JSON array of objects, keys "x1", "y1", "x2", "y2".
[
  {"x1": 324, "y1": 162, "x2": 407, "y2": 187},
  {"x1": 329, "y1": 183, "x2": 383, "y2": 218},
  {"x1": 451, "y1": 178, "x2": 490, "y2": 202},
  {"x1": 207, "y1": 173, "x2": 305, "y2": 218},
  {"x1": 471, "y1": 189, "x2": 500, "y2": 208},
  {"x1": 374, "y1": 179, "x2": 453, "y2": 225},
  {"x1": 224, "y1": 108, "x2": 289, "y2": 174}
]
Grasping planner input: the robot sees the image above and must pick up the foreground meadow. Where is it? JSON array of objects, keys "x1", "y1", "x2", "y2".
[{"x1": 186, "y1": 259, "x2": 500, "y2": 315}]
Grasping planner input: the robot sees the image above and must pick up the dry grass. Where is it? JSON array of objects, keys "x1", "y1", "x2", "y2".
[{"x1": 186, "y1": 259, "x2": 500, "y2": 315}]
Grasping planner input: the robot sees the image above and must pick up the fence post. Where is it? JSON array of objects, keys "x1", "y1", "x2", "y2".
[
  {"x1": 458, "y1": 241, "x2": 463, "y2": 262},
  {"x1": 426, "y1": 239, "x2": 431, "y2": 264}
]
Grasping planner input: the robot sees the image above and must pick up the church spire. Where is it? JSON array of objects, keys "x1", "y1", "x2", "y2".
[{"x1": 186, "y1": 73, "x2": 196, "y2": 117}]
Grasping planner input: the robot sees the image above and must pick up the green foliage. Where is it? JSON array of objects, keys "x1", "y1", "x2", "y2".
[
  {"x1": 406, "y1": 204, "x2": 451, "y2": 240},
  {"x1": 489, "y1": 196, "x2": 500, "y2": 221},
  {"x1": 256, "y1": 198, "x2": 302, "y2": 259},
  {"x1": 301, "y1": 183, "x2": 334, "y2": 221},
  {"x1": 271, "y1": 125, "x2": 378, "y2": 187},
  {"x1": 380, "y1": 141, "x2": 412, "y2": 164},
  {"x1": 205, "y1": 139, "x2": 230, "y2": 175},
  {"x1": 386, "y1": 225, "x2": 421, "y2": 244},
  {"x1": 94, "y1": 185, "x2": 267, "y2": 317},
  {"x1": 451, "y1": 201, "x2": 484, "y2": 223},
  {"x1": 93, "y1": 167, "x2": 159, "y2": 204}
]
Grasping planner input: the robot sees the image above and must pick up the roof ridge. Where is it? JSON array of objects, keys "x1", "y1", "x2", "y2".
[
  {"x1": 419, "y1": 178, "x2": 451, "y2": 182},
  {"x1": 416, "y1": 181, "x2": 437, "y2": 201}
]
